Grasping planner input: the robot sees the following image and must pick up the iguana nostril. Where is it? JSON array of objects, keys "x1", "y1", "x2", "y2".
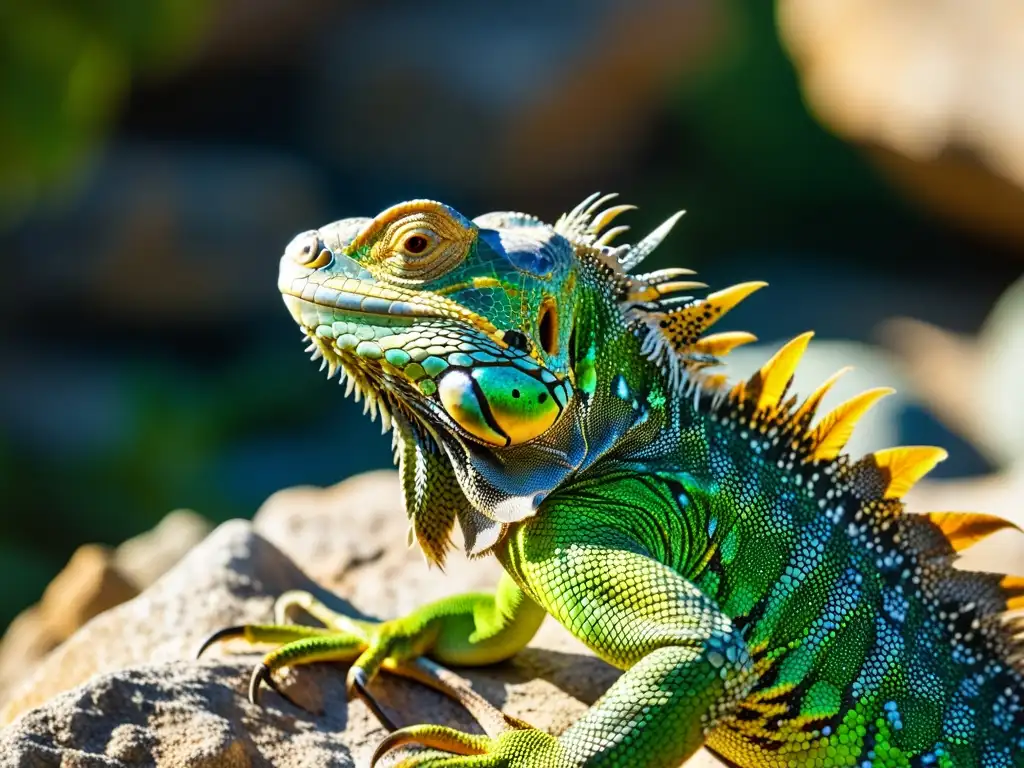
[{"x1": 287, "y1": 232, "x2": 330, "y2": 267}]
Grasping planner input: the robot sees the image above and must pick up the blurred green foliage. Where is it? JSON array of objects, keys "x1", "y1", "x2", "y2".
[{"x1": 0, "y1": 0, "x2": 208, "y2": 221}]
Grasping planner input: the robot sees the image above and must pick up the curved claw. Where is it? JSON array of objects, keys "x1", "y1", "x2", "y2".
[
  {"x1": 195, "y1": 625, "x2": 248, "y2": 660},
  {"x1": 249, "y1": 663, "x2": 271, "y2": 705},
  {"x1": 370, "y1": 725, "x2": 491, "y2": 767},
  {"x1": 206, "y1": 592, "x2": 534, "y2": 752},
  {"x1": 349, "y1": 666, "x2": 399, "y2": 732},
  {"x1": 249, "y1": 663, "x2": 309, "y2": 712}
]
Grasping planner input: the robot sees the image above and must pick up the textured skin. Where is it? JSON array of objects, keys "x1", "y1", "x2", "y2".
[{"x1": 253, "y1": 196, "x2": 1024, "y2": 766}]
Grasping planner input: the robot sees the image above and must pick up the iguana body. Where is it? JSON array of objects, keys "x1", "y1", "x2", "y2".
[{"x1": 206, "y1": 196, "x2": 1024, "y2": 766}]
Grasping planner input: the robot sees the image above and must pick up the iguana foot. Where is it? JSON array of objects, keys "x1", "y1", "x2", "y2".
[
  {"x1": 196, "y1": 589, "x2": 371, "y2": 699},
  {"x1": 196, "y1": 590, "x2": 529, "y2": 737},
  {"x1": 371, "y1": 724, "x2": 563, "y2": 767}
]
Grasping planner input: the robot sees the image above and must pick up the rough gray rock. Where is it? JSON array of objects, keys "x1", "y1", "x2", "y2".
[
  {"x1": 113, "y1": 510, "x2": 214, "y2": 592},
  {"x1": 0, "y1": 472, "x2": 723, "y2": 766},
  {"x1": 0, "y1": 510, "x2": 212, "y2": 707}
]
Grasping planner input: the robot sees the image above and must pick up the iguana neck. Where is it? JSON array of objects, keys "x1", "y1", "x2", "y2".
[{"x1": 435, "y1": 258, "x2": 653, "y2": 524}]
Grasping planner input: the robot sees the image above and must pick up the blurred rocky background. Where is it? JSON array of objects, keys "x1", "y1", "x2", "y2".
[{"x1": 1, "y1": 0, "x2": 1022, "y2": 695}]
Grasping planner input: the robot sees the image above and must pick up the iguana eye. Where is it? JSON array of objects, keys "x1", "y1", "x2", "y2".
[
  {"x1": 394, "y1": 227, "x2": 440, "y2": 259},
  {"x1": 403, "y1": 234, "x2": 430, "y2": 254},
  {"x1": 356, "y1": 203, "x2": 475, "y2": 284},
  {"x1": 375, "y1": 223, "x2": 470, "y2": 284}
]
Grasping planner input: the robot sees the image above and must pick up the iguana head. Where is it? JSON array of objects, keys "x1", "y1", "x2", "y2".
[
  {"x1": 278, "y1": 195, "x2": 756, "y2": 561},
  {"x1": 279, "y1": 198, "x2": 610, "y2": 561},
  {"x1": 279, "y1": 199, "x2": 580, "y2": 449}
]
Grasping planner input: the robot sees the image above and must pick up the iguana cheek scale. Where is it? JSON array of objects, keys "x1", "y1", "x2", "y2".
[{"x1": 200, "y1": 194, "x2": 1024, "y2": 767}]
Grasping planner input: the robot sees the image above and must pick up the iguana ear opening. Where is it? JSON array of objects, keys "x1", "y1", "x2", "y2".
[{"x1": 538, "y1": 298, "x2": 559, "y2": 356}]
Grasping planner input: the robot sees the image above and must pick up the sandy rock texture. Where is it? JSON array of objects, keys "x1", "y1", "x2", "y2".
[
  {"x1": 0, "y1": 511, "x2": 212, "y2": 707},
  {"x1": 0, "y1": 471, "x2": 724, "y2": 767}
]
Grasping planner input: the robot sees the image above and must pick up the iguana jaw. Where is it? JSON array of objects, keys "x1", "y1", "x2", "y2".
[{"x1": 278, "y1": 288, "x2": 477, "y2": 444}]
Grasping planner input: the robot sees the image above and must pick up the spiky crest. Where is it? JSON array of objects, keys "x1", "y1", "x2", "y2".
[
  {"x1": 923, "y1": 512, "x2": 1021, "y2": 552},
  {"x1": 555, "y1": 192, "x2": 637, "y2": 248},
  {"x1": 707, "y1": 329, "x2": 1024, "y2": 673},
  {"x1": 555, "y1": 194, "x2": 779, "y2": 396}
]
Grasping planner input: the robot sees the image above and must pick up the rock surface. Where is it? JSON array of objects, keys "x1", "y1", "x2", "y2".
[
  {"x1": 0, "y1": 471, "x2": 723, "y2": 767},
  {"x1": 114, "y1": 510, "x2": 214, "y2": 592},
  {"x1": 0, "y1": 510, "x2": 212, "y2": 708}
]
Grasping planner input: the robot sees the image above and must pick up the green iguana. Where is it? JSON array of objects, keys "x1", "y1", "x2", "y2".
[{"x1": 200, "y1": 195, "x2": 1024, "y2": 766}]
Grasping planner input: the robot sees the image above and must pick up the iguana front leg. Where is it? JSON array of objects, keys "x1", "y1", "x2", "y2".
[
  {"x1": 374, "y1": 502, "x2": 754, "y2": 767},
  {"x1": 198, "y1": 572, "x2": 545, "y2": 728}
]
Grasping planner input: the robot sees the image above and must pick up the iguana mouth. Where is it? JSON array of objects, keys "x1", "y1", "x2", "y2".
[{"x1": 280, "y1": 279, "x2": 456, "y2": 323}]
